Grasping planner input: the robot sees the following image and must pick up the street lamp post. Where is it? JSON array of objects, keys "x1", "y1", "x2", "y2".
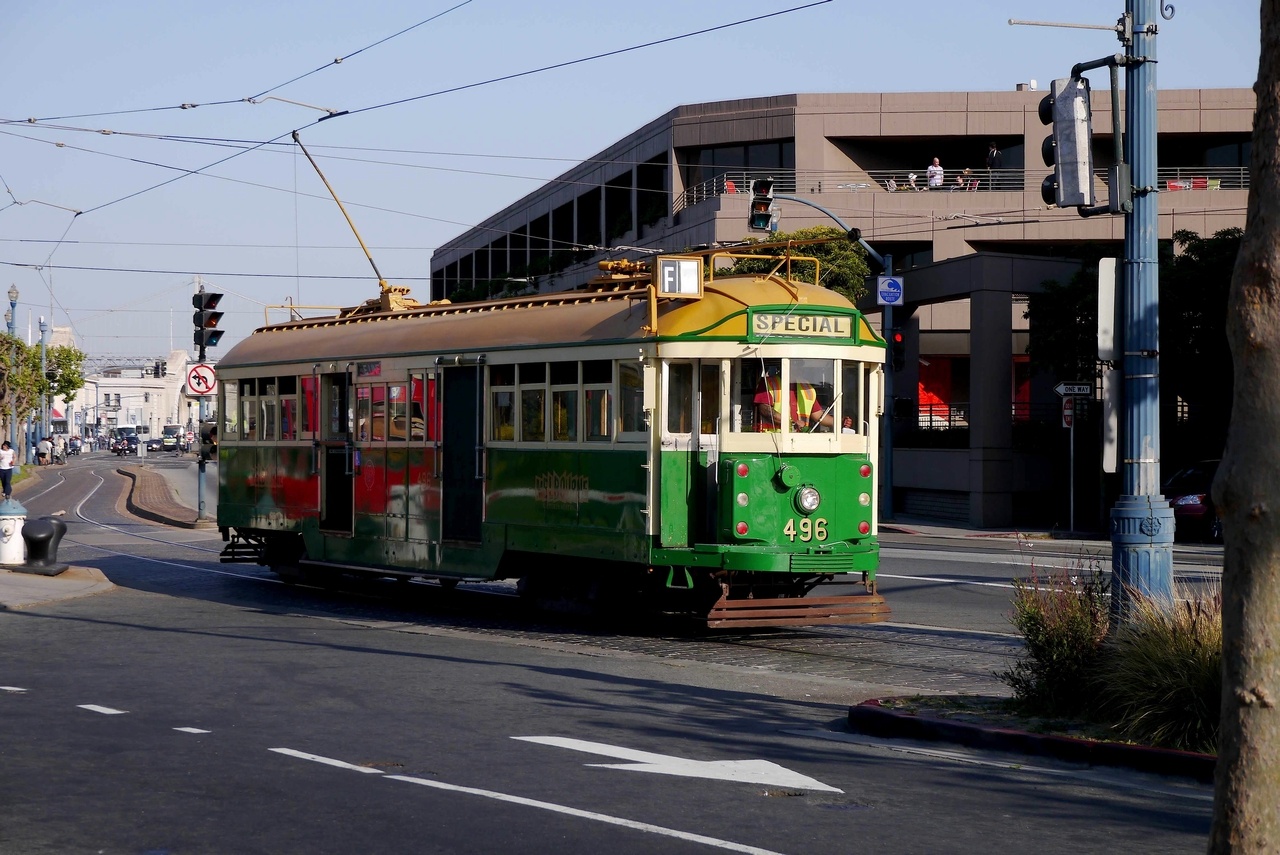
[
  {"x1": 38, "y1": 317, "x2": 48, "y2": 444},
  {"x1": 6, "y1": 285, "x2": 16, "y2": 457}
]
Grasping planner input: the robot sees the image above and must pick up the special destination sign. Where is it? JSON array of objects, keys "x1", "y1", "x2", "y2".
[{"x1": 751, "y1": 312, "x2": 851, "y2": 339}]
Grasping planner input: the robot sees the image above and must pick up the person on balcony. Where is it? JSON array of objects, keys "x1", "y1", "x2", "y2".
[{"x1": 926, "y1": 157, "x2": 944, "y2": 189}]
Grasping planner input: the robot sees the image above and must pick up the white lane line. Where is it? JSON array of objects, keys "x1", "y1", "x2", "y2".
[
  {"x1": 270, "y1": 747, "x2": 790, "y2": 854},
  {"x1": 269, "y1": 747, "x2": 386, "y2": 774},
  {"x1": 876, "y1": 572, "x2": 1016, "y2": 590},
  {"x1": 174, "y1": 727, "x2": 211, "y2": 734},
  {"x1": 78, "y1": 704, "x2": 128, "y2": 715},
  {"x1": 387, "y1": 774, "x2": 790, "y2": 855},
  {"x1": 1, "y1": 686, "x2": 29, "y2": 693}
]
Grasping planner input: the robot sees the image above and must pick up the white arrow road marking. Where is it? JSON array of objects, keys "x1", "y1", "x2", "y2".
[
  {"x1": 513, "y1": 736, "x2": 842, "y2": 793},
  {"x1": 273, "y1": 748, "x2": 791, "y2": 855},
  {"x1": 77, "y1": 704, "x2": 128, "y2": 715},
  {"x1": 1, "y1": 686, "x2": 28, "y2": 693},
  {"x1": 174, "y1": 727, "x2": 211, "y2": 734}
]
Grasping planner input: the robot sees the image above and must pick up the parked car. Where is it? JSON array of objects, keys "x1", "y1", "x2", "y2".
[
  {"x1": 145, "y1": 436, "x2": 164, "y2": 452},
  {"x1": 1163, "y1": 459, "x2": 1222, "y2": 543}
]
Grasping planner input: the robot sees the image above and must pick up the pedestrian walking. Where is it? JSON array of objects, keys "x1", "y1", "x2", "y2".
[{"x1": 0, "y1": 441, "x2": 15, "y2": 499}]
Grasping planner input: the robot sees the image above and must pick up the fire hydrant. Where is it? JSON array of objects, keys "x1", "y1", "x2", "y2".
[{"x1": 0, "y1": 498, "x2": 27, "y2": 566}]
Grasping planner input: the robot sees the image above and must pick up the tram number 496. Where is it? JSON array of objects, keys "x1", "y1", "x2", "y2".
[{"x1": 783, "y1": 518, "x2": 828, "y2": 542}]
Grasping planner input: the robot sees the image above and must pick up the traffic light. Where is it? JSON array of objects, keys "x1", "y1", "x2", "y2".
[
  {"x1": 193, "y1": 291, "x2": 225, "y2": 349},
  {"x1": 748, "y1": 177, "x2": 776, "y2": 231},
  {"x1": 155, "y1": 360, "x2": 166, "y2": 377},
  {"x1": 199, "y1": 421, "x2": 218, "y2": 462},
  {"x1": 1039, "y1": 77, "x2": 1096, "y2": 208},
  {"x1": 888, "y1": 328, "x2": 905, "y2": 372}
]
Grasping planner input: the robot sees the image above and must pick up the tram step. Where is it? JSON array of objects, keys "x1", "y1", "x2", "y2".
[{"x1": 706, "y1": 594, "x2": 890, "y2": 628}]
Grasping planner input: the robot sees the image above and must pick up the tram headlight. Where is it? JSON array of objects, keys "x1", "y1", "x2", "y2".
[
  {"x1": 737, "y1": 492, "x2": 749, "y2": 507},
  {"x1": 795, "y1": 486, "x2": 821, "y2": 515},
  {"x1": 859, "y1": 492, "x2": 871, "y2": 506}
]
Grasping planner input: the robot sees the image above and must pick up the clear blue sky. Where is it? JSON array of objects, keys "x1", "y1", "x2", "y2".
[{"x1": 0, "y1": 0, "x2": 1261, "y2": 359}]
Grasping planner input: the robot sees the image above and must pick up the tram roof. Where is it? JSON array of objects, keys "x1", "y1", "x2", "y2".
[{"x1": 217, "y1": 274, "x2": 879, "y2": 371}]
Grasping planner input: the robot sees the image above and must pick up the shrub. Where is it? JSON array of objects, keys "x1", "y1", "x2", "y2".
[
  {"x1": 998, "y1": 565, "x2": 1110, "y2": 716},
  {"x1": 1093, "y1": 591, "x2": 1222, "y2": 753}
]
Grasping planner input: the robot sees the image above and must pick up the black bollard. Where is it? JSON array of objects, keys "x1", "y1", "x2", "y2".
[{"x1": 16, "y1": 516, "x2": 69, "y2": 577}]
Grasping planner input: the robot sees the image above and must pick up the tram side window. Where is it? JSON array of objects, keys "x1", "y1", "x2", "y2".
[
  {"x1": 356, "y1": 387, "x2": 372, "y2": 441},
  {"x1": 584, "y1": 360, "x2": 612, "y2": 442},
  {"x1": 300, "y1": 376, "x2": 318, "y2": 436},
  {"x1": 409, "y1": 372, "x2": 433, "y2": 441},
  {"x1": 619, "y1": 361, "x2": 645, "y2": 433},
  {"x1": 279, "y1": 376, "x2": 298, "y2": 440},
  {"x1": 550, "y1": 361, "x2": 578, "y2": 442},
  {"x1": 239, "y1": 379, "x2": 258, "y2": 440},
  {"x1": 520, "y1": 362, "x2": 546, "y2": 442},
  {"x1": 260, "y1": 381, "x2": 277, "y2": 441},
  {"x1": 667, "y1": 363, "x2": 694, "y2": 434},
  {"x1": 222, "y1": 383, "x2": 239, "y2": 443},
  {"x1": 388, "y1": 384, "x2": 407, "y2": 441},
  {"x1": 490, "y1": 364, "x2": 515, "y2": 441}
]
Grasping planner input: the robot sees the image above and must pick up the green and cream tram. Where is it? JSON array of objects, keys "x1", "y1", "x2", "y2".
[{"x1": 214, "y1": 249, "x2": 889, "y2": 626}]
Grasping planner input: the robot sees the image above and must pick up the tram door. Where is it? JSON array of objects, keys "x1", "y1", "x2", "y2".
[
  {"x1": 659, "y1": 361, "x2": 721, "y2": 547},
  {"x1": 318, "y1": 373, "x2": 353, "y2": 533},
  {"x1": 441, "y1": 366, "x2": 483, "y2": 542}
]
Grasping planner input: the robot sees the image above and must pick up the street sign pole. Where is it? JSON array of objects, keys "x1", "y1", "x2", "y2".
[{"x1": 1111, "y1": 0, "x2": 1173, "y2": 619}]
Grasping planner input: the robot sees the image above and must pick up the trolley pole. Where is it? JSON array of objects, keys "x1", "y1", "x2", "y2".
[
  {"x1": 1109, "y1": 0, "x2": 1173, "y2": 618},
  {"x1": 767, "y1": 194, "x2": 893, "y2": 518}
]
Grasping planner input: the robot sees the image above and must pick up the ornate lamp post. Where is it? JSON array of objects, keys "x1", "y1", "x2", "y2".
[{"x1": 6, "y1": 284, "x2": 16, "y2": 455}]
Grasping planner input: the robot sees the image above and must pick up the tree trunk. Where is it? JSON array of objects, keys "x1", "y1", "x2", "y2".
[{"x1": 1209, "y1": 2, "x2": 1280, "y2": 850}]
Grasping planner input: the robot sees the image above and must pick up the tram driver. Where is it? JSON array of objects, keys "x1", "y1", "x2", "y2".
[{"x1": 754, "y1": 364, "x2": 835, "y2": 432}]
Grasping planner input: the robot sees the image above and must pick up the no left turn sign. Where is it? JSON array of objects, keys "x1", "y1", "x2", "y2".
[{"x1": 187, "y1": 363, "x2": 217, "y2": 397}]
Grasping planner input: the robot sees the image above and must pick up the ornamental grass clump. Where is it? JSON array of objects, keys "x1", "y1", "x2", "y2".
[
  {"x1": 1093, "y1": 590, "x2": 1222, "y2": 754},
  {"x1": 998, "y1": 565, "x2": 1110, "y2": 716}
]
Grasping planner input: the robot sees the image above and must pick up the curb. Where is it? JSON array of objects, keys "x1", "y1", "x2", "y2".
[
  {"x1": 116, "y1": 466, "x2": 213, "y2": 530},
  {"x1": 847, "y1": 699, "x2": 1216, "y2": 783}
]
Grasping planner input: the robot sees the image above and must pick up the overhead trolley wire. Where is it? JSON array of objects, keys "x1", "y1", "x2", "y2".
[
  {"x1": 19, "y1": 1, "x2": 478, "y2": 123},
  {"x1": 333, "y1": 1, "x2": 834, "y2": 120},
  {"x1": 48, "y1": 1, "x2": 835, "y2": 219}
]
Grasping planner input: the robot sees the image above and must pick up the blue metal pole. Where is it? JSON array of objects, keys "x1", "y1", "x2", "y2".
[{"x1": 1110, "y1": 0, "x2": 1174, "y2": 618}]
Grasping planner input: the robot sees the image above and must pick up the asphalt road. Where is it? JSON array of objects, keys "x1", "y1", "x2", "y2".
[{"x1": 0, "y1": 455, "x2": 1216, "y2": 853}]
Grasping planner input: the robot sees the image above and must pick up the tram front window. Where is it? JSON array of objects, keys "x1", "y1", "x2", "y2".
[{"x1": 734, "y1": 357, "x2": 838, "y2": 433}]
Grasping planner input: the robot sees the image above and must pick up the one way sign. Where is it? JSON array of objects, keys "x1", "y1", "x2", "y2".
[{"x1": 1054, "y1": 381, "x2": 1091, "y2": 396}]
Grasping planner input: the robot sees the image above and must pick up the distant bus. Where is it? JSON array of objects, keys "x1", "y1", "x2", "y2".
[{"x1": 162, "y1": 424, "x2": 186, "y2": 451}]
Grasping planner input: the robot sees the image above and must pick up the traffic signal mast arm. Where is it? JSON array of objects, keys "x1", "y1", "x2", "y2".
[{"x1": 1040, "y1": 54, "x2": 1137, "y2": 217}]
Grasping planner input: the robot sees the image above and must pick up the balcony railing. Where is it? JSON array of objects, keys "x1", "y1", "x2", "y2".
[{"x1": 675, "y1": 166, "x2": 1250, "y2": 213}]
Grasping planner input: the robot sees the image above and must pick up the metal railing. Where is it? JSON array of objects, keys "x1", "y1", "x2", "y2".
[{"x1": 675, "y1": 166, "x2": 1250, "y2": 212}]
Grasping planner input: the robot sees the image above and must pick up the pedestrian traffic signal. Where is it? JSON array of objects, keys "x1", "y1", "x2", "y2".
[
  {"x1": 193, "y1": 291, "x2": 225, "y2": 349},
  {"x1": 888, "y1": 328, "x2": 905, "y2": 372},
  {"x1": 1039, "y1": 77, "x2": 1095, "y2": 208},
  {"x1": 748, "y1": 177, "x2": 776, "y2": 231}
]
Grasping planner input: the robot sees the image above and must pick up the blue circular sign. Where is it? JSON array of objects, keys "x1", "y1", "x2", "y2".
[{"x1": 877, "y1": 276, "x2": 902, "y2": 305}]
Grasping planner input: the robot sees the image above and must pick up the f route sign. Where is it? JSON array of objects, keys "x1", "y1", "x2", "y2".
[{"x1": 1054, "y1": 381, "x2": 1091, "y2": 396}]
